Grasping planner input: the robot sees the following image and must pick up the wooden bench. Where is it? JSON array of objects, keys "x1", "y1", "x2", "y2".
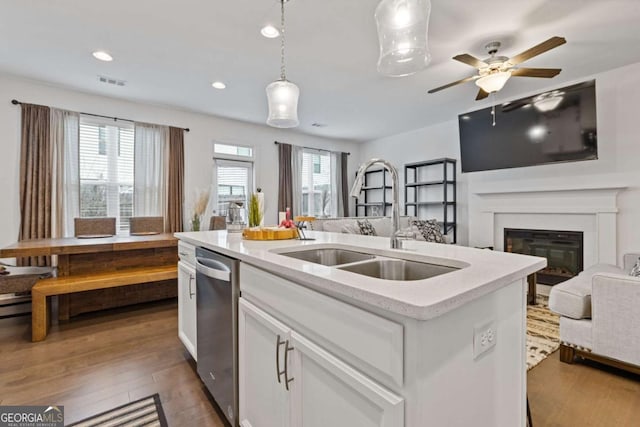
[{"x1": 31, "y1": 265, "x2": 178, "y2": 342}]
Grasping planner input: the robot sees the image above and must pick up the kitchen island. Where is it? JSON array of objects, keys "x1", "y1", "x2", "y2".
[{"x1": 176, "y1": 230, "x2": 545, "y2": 427}]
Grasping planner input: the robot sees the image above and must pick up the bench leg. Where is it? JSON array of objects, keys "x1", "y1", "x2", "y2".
[{"x1": 31, "y1": 290, "x2": 48, "y2": 342}]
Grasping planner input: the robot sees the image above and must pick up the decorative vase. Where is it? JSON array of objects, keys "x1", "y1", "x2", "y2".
[{"x1": 191, "y1": 214, "x2": 201, "y2": 232}]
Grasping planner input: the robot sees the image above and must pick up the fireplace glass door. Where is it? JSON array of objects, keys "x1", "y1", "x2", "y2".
[{"x1": 505, "y1": 229, "x2": 584, "y2": 285}]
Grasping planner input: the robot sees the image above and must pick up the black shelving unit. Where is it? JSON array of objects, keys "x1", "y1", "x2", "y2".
[
  {"x1": 404, "y1": 158, "x2": 457, "y2": 243},
  {"x1": 355, "y1": 168, "x2": 392, "y2": 217}
]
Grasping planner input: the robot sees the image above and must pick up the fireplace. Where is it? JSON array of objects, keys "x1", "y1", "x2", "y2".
[{"x1": 504, "y1": 228, "x2": 584, "y2": 285}]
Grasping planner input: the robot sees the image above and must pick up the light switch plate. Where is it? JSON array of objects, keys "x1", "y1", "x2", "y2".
[{"x1": 473, "y1": 321, "x2": 497, "y2": 359}]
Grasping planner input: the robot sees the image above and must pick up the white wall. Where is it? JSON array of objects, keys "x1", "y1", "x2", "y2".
[
  {"x1": 0, "y1": 73, "x2": 361, "y2": 249},
  {"x1": 360, "y1": 61, "x2": 640, "y2": 262}
]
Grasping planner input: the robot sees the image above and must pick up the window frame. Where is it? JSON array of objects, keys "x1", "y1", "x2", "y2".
[
  {"x1": 212, "y1": 158, "x2": 255, "y2": 217},
  {"x1": 213, "y1": 141, "x2": 255, "y2": 162},
  {"x1": 78, "y1": 116, "x2": 135, "y2": 235},
  {"x1": 300, "y1": 148, "x2": 334, "y2": 218}
]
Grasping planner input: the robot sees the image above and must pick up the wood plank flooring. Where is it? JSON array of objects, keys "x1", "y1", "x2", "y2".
[
  {"x1": 528, "y1": 351, "x2": 640, "y2": 427},
  {"x1": 1, "y1": 299, "x2": 638, "y2": 426},
  {"x1": 0, "y1": 299, "x2": 226, "y2": 426}
]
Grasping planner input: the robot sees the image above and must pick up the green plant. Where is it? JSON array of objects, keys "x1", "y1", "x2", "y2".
[{"x1": 248, "y1": 193, "x2": 263, "y2": 227}]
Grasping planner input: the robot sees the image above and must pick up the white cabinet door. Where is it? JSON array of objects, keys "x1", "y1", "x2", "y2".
[
  {"x1": 178, "y1": 260, "x2": 197, "y2": 360},
  {"x1": 239, "y1": 299, "x2": 292, "y2": 427},
  {"x1": 290, "y1": 331, "x2": 405, "y2": 427}
]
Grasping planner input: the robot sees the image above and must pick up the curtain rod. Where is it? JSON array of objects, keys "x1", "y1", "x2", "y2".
[
  {"x1": 11, "y1": 99, "x2": 190, "y2": 132},
  {"x1": 274, "y1": 140, "x2": 350, "y2": 155}
]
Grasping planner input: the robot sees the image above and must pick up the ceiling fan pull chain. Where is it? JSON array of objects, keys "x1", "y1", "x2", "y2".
[{"x1": 491, "y1": 93, "x2": 496, "y2": 127}]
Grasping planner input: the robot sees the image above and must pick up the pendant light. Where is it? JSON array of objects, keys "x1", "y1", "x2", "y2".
[
  {"x1": 375, "y1": 0, "x2": 431, "y2": 77},
  {"x1": 266, "y1": 0, "x2": 300, "y2": 128}
]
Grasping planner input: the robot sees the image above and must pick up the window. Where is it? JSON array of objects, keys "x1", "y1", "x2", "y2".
[
  {"x1": 79, "y1": 118, "x2": 134, "y2": 234},
  {"x1": 214, "y1": 160, "x2": 253, "y2": 216},
  {"x1": 214, "y1": 143, "x2": 253, "y2": 158},
  {"x1": 301, "y1": 150, "x2": 334, "y2": 217}
]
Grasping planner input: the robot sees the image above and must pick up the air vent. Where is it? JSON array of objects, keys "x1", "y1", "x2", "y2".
[
  {"x1": 311, "y1": 122, "x2": 327, "y2": 128},
  {"x1": 98, "y1": 75, "x2": 126, "y2": 87}
]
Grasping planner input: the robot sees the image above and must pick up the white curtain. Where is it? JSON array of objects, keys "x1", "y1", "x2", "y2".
[
  {"x1": 291, "y1": 145, "x2": 303, "y2": 217},
  {"x1": 134, "y1": 123, "x2": 168, "y2": 217},
  {"x1": 331, "y1": 151, "x2": 344, "y2": 217},
  {"x1": 51, "y1": 109, "x2": 80, "y2": 238}
]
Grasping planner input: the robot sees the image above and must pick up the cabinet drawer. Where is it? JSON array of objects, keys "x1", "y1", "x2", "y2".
[
  {"x1": 241, "y1": 264, "x2": 404, "y2": 387},
  {"x1": 178, "y1": 241, "x2": 196, "y2": 266}
]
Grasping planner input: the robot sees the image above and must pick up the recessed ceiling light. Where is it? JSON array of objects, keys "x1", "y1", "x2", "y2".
[
  {"x1": 92, "y1": 51, "x2": 113, "y2": 62},
  {"x1": 261, "y1": 25, "x2": 280, "y2": 38},
  {"x1": 211, "y1": 81, "x2": 226, "y2": 89}
]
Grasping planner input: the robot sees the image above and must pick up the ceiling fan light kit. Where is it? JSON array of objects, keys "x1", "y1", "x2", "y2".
[
  {"x1": 475, "y1": 71, "x2": 512, "y2": 93},
  {"x1": 266, "y1": 0, "x2": 300, "y2": 128},
  {"x1": 428, "y1": 36, "x2": 566, "y2": 100},
  {"x1": 375, "y1": 0, "x2": 432, "y2": 77}
]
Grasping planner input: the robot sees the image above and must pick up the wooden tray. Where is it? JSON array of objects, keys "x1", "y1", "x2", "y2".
[{"x1": 242, "y1": 227, "x2": 299, "y2": 240}]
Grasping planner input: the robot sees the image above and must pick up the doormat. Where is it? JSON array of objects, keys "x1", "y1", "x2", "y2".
[{"x1": 68, "y1": 393, "x2": 167, "y2": 427}]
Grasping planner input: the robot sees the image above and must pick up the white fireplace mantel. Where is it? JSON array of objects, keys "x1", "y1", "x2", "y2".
[{"x1": 470, "y1": 182, "x2": 627, "y2": 267}]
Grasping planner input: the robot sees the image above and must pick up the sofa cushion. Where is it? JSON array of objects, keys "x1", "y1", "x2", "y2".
[
  {"x1": 549, "y1": 263, "x2": 624, "y2": 320},
  {"x1": 341, "y1": 223, "x2": 360, "y2": 234},
  {"x1": 321, "y1": 219, "x2": 354, "y2": 234}
]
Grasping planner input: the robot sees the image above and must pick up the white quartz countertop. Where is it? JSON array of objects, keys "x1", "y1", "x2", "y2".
[{"x1": 175, "y1": 230, "x2": 546, "y2": 320}]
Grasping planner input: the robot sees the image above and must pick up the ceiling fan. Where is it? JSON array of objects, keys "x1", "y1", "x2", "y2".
[{"x1": 428, "y1": 36, "x2": 566, "y2": 101}]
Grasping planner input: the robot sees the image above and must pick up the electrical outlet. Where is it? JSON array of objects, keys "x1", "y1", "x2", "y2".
[{"x1": 473, "y1": 321, "x2": 497, "y2": 359}]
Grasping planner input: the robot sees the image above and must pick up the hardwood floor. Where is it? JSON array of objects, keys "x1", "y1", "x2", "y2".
[
  {"x1": 1, "y1": 299, "x2": 638, "y2": 427},
  {"x1": 0, "y1": 299, "x2": 226, "y2": 426},
  {"x1": 528, "y1": 351, "x2": 640, "y2": 427}
]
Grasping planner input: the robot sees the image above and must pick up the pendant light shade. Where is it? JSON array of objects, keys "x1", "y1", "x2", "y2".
[
  {"x1": 266, "y1": 0, "x2": 300, "y2": 128},
  {"x1": 475, "y1": 71, "x2": 512, "y2": 94},
  {"x1": 375, "y1": 0, "x2": 431, "y2": 77},
  {"x1": 266, "y1": 80, "x2": 300, "y2": 128}
]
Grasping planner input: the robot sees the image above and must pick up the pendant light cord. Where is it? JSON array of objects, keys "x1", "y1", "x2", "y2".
[{"x1": 280, "y1": 0, "x2": 287, "y2": 81}]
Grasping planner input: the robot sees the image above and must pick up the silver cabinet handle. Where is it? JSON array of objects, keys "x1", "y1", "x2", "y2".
[
  {"x1": 179, "y1": 251, "x2": 189, "y2": 257},
  {"x1": 282, "y1": 340, "x2": 294, "y2": 391},
  {"x1": 276, "y1": 334, "x2": 285, "y2": 383},
  {"x1": 188, "y1": 274, "x2": 195, "y2": 299}
]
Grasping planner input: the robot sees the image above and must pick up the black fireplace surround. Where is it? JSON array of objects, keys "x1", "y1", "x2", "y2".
[{"x1": 504, "y1": 228, "x2": 584, "y2": 285}]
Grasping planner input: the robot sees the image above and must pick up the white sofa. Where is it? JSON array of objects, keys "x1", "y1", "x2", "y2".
[
  {"x1": 549, "y1": 253, "x2": 640, "y2": 372},
  {"x1": 309, "y1": 216, "x2": 414, "y2": 237}
]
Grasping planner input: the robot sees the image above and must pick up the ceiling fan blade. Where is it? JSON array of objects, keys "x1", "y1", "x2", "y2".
[
  {"x1": 508, "y1": 36, "x2": 566, "y2": 66},
  {"x1": 453, "y1": 54, "x2": 489, "y2": 69},
  {"x1": 428, "y1": 75, "x2": 479, "y2": 94},
  {"x1": 475, "y1": 88, "x2": 489, "y2": 101},
  {"x1": 511, "y1": 67, "x2": 562, "y2": 78}
]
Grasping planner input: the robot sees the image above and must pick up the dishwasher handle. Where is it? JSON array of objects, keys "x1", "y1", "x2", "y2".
[{"x1": 196, "y1": 257, "x2": 231, "y2": 282}]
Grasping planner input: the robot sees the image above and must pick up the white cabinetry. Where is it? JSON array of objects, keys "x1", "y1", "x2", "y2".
[
  {"x1": 238, "y1": 298, "x2": 404, "y2": 427},
  {"x1": 178, "y1": 242, "x2": 197, "y2": 360},
  {"x1": 238, "y1": 298, "x2": 291, "y2": 427}
]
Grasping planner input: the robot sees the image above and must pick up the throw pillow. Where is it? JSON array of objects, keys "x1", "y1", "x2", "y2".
[
  {"x1": 411, "y1": 219, "x2": 445, "y2": 243},
  {"x1": 630, "y1": 257, "x2": 640, "y2": 277},
  {"x1": 357, "y1": 219, "x2": 376, "y2": 236}
]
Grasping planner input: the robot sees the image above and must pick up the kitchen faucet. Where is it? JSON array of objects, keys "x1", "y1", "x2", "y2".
[{"x1": 350, "y1": 158, "x2": 400, "y2": 249}]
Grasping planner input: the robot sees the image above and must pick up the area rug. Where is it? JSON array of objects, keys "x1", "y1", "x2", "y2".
[
  {"x1": 68, "y1": 394, "x2": 168, "y2": 427},
  {"x1": 526, "y1": 295, "x2": 560, "y2": 371}
]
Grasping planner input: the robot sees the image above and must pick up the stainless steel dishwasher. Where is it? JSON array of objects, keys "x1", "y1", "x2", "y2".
[{"x1": 195, "y1": 247, "x2": 239, "y2": 426}]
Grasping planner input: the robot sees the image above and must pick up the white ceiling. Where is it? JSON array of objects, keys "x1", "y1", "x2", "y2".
[{"x1": 2, "y1": 0, "x2": 640, "y2": 142}]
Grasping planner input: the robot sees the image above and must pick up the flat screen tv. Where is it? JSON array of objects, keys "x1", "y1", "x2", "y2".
[{"x1": 458, "y1": 80, "x2": 597, "y2": 173}]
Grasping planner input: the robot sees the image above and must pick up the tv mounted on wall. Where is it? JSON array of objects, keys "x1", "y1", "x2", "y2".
[{"x1": 458, "y1": 80, "x2": 597, "y2": 173}]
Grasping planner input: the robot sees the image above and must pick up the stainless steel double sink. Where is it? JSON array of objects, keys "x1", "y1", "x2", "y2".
[{"x1": 278, "y1": 248, "x2": 458, "y2": 281}]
